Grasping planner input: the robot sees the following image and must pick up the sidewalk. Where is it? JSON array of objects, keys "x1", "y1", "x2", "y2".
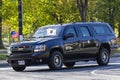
[{"x1": 0, "y1": 49, "x2": 7, "y2": 54}]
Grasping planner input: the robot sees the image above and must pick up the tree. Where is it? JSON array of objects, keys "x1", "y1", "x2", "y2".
[
  {"x1": 94, "y1": 0, "x2": 118, "y2": 29},
  {"x1": 0, "y1": 0, "x2": 4, "y2": 48},
  {"x1": 3, "y1": 0, "x2": 120, "y2": 38},
  {"x1": 77, "y1": 0, "x2": 88, "y2": 22},
  {"x1": 22, "y1": 0, "x2": 80, "y2": 35},
  {"x1": 93, "y1": 0, "x2": 120, "y2": 37},
  {"x1": 87, "y1": 0, "x2": 98, "y2": 21}
]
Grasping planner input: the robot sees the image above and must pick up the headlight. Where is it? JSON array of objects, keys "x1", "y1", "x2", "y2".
[{"x1": 34, "y1": 45, "x2": 46, "y2": 52}]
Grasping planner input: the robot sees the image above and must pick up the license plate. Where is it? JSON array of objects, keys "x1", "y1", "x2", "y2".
[
  {"x1": 18, "y1": 48, "x2": 23, "y2": 51},
  {"x1": 18, "y1": 60, "x2": 25, "y2": 65}
]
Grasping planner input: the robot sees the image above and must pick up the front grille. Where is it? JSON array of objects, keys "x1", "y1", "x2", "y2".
[
  {"x1": 11, "y1": 45, "x2": 34, "y2": 54},
  {"x1": 11, "y1": 45, "x2": 33, "y2": 49}
]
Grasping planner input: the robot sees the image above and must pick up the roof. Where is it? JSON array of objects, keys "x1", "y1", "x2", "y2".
[{"x1": 40, "y1": 22, "x2": 108, "y2": 28}]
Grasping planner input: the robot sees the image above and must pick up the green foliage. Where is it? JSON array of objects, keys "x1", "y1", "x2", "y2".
[
  {"x1": 2, "y1": 0, "x2": 18, "y2": 31},
  {"x1": 0, "y1": 54, "x2": 7, "y2": 60},
  {"x1": 93, "y1": 0, "x2": 120, "y2": 29},
  {"x1": 117, "y1": 47, "x2": 120, "y2": 53},
  {"x1": 2, "y1": 0, "x2": 120, "y2": 40},
  {"x1": 2, "y1": 0, "x2": 77, "y2": 38}
]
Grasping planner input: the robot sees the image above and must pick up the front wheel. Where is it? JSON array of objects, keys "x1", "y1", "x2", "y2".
[
  {"x1": 97, "y1": 48, "x2": 110, "y2": 66},
  {"x1": 12, "y1": 66, "x2": 26, "y2": 71},
  {"x1": 48, "y1": 51, "x2": 63, "y2": 70}
]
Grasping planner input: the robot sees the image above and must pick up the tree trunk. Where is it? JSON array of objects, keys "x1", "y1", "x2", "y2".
[
  {"x1": 77, "y1": 0, "x2": 88, "y2": 22},
  {"x1": 118, "y1": 23, "x2": 120, "y2": 37},
  {"x1": 108, "y1": 0, "x2": 115, "y2": 30},
  {"x1": 0, "y1": 0, "x2": 4, "y2": 49}
]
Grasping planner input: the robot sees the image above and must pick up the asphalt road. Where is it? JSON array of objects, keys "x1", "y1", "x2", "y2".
[{"x1": 0, "y1": 57, "x2": 120, "y2": 80}]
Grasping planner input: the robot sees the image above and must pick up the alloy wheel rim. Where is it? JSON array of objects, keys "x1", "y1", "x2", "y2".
[
  {"x1": 54, "y1": 55, "x2": 62, "y2": 67},
  {"x1": 102, "y1": 51, "x2": 108, "y2": 63}
]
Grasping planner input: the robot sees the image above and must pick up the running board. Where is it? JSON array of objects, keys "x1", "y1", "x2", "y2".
[{"x1": 64, "y1": 58, "x2": 96, "y2": 63}]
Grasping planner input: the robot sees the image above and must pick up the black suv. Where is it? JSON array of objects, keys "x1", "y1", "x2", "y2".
[{"x1": 7, "y1": 22, "x2": 118, "y2": 71}]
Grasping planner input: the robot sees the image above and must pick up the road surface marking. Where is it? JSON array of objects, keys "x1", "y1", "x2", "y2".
[{"x1": 91, "y1": 63, "x2": 120, "y2": 78}]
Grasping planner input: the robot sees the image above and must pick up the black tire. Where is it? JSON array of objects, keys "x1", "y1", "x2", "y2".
[
  {"x1": 64, "y1": 62, "x2": 75, "y2": 68},
  {"x1": 97, "y1": 48, "x2": 110, "y2": 66},
  {"x1": 12, "y1": 66, "x2": 26, "y2": 71},
  {"x1": 48, "y1": 51, "x2": 63, "y2": 70}
]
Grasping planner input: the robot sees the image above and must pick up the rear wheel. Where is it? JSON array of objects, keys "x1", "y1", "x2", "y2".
[
  {"x1": 12, "y1": 66, "x2": 26, "y2": 71},
  {"x1": 48, "y1": 51, "x2": 63, "y2": 70},
  {"x1": 97, "y1": 48, "x2": 110, "y2": 66},
  {"x1": 64, "y1": 62, "x2": 75, "y2": 68}
]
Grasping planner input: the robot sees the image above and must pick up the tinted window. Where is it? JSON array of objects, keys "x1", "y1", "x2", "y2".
[
  {"x1": 93, "y1": 25, "x2": 112, "y2": 35},
  {"x1": 33, "y1": 26, "x2": 62, "y2": 38},
  {"x1": 64, "y1": 27, "x2": 77, "y2": 37},
  {"x1": 80, "y1": 27, "x2": 91, "y2": 37}
]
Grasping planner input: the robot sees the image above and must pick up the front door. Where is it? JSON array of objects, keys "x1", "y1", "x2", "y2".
[{"x1": 63, "y1": 26, "x2": 79, "y2": 59}]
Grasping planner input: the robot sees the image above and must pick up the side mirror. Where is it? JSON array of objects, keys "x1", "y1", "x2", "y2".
[{"x1": 63, "y1": 33, "x2": 74, "y2": 40}]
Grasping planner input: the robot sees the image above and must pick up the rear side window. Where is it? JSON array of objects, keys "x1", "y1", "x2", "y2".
[
  {"x1": 93, "y1": 24, "x2": 112, "y2": 35},
  {"x1": 80, "y1": 27, "x2": 91, "y2": 37}
]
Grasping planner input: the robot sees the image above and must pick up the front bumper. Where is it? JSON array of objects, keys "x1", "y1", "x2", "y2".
[{"x1": 7, "y1": 52, "x2": 49, "y2": 67}]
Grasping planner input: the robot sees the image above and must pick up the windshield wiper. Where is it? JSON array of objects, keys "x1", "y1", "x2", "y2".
[
  {"x1": 29, "y1": 36, "x2": 36, "y2": 38},
  {"x1": 31, "y1": 36, "x2": 54, "y2": 39},
  {"x1": 38, "y1": 36, "x2": 51, "y2": 38}
]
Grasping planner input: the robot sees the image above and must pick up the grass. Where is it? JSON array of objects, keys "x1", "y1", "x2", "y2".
[
  {"x1": 0, "y1": 54, "x2": 7, "y2": 60},
  {"x1": 0, "y1": 48, "x2": 7, "y2": 49}
]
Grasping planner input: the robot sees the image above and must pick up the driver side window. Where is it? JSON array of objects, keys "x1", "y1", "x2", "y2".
[{"x1": 64, "y1": 27, "x2": 77, "y2": 37}]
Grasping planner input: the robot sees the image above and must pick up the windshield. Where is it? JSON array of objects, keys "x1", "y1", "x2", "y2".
[{"x1": 33, "y1": 26, "x2": 62, "y2": 38}]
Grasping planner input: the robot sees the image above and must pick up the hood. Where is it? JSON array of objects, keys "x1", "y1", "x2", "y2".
[
  {"x1": 11, "y1": 37, "x2": 58, "y2": 46},
  {"x1": 22, "y1": 37, "x2": 52, "y2": 44}
]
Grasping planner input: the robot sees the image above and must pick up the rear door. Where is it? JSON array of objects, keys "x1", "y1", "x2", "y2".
[{"x1": 77, "y1": 24, "x2": 98, "y2": 58}]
